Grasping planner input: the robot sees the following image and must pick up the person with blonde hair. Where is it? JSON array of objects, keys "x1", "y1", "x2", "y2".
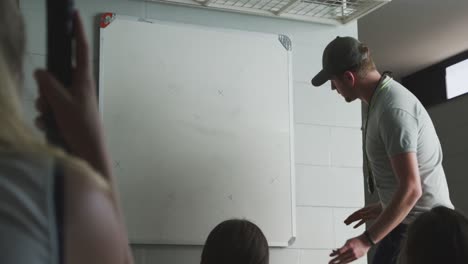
[{"x1": 0, "y1": 1, "x2": 133, "y2": 263}]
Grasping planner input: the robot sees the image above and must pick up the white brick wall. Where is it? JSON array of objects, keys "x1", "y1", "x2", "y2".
[
  {"x1": 292, "y1": 207, "x2": 335, "y2": 249},
  {"x1": 295, "y1": 125, "x2": 331, "y2": 166},
  {"x1": 19, "y1": 0, "x2": 366, "y2": 263},
  {"x1": 296, "y1": 166, "x2": 364, "y2": 207},
  {"x1": 294, "y1": 79, "x2": 361, "y2": 128},
  {"x1": 330, "y1": 127, "x2": 363, "y2": 167}
]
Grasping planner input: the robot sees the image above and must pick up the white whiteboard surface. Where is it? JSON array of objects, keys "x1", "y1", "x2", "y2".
[{"x1": 99, "y1": 15, "x2": 295, "y2": 247}]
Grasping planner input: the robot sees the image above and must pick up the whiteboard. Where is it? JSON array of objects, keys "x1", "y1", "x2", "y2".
[{"x1": 99, "y1": 15, "x2": 295, "y2": 247}]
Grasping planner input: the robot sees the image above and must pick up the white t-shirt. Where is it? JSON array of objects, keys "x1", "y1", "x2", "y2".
[
  {"x1": 365, "y1": 76, "x2": 453, "y2": 224},
  {"x1": 0, "y1": 150, "x2": 59, "y2": 264}
]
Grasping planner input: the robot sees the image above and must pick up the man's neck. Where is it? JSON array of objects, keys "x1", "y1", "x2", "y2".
[{"x1": 358, "y1": 71, "x2": 383, "y2": 105}]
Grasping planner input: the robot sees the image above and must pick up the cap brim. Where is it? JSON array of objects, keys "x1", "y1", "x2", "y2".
[{"x1": 311, "y1": 69, "x2": 330, "y2": 87}]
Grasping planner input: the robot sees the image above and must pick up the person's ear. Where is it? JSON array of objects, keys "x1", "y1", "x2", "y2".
[{"x1": 343, "y1": 71, "x2": 355, "y2": 86}]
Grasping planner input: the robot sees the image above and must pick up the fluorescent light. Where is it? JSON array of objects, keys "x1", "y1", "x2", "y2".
[{"x1": 446, "y1": 58, "x2": 468, "y2": 99}]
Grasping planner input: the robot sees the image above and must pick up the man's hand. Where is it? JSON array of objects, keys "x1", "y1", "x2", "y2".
[
  {"x1": 344, "y1": 203, "x2": 382, "y2": 228},
  {"x1": 329, "y1": 234, "x2": 371, "y2": 264}
]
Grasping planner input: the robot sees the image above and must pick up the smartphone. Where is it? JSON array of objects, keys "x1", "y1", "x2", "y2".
[{"x1": 46, "y1": 0, "x2": 74, "y2": 148}]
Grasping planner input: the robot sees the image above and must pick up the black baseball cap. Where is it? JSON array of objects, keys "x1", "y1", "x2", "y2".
[{"x1": 311, "y1": 36, "x2": 368, "y2": 87}]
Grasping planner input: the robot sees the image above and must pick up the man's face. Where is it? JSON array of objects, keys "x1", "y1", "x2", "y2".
[{"x1": 330, "y1": 73, "x2": 357, "y2": 103}]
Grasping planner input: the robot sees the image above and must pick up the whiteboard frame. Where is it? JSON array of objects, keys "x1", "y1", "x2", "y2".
[{"x1": 98, "y1": 14, "x2": 296, "y2": 247}]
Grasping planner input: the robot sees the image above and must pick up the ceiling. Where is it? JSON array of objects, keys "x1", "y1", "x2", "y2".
[
  {"x1": 358, "y1": 0, "x2": 468, "y2": 80},
  {"x1": 147, "y1": 0, "x2": 389, "y2": 25}
]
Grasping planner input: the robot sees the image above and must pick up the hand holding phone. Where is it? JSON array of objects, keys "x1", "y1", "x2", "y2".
[{"x1": 45, "y1": 0, "x2": 74, "y2": 147}]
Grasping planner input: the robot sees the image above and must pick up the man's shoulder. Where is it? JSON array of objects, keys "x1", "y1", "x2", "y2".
[{"x1": 379, "y1": 79, "x2": 421, "y2": 114}]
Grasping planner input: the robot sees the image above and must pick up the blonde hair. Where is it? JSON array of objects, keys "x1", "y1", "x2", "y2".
[
  {"x1": 0, "y1": 0, "x2": 41, "y2": 151},
  {"x1": 0, "y1": 0, "x2": 25, "y2": 83},
  {"x1": 0, "y1": 0, "x2": 88, "y2": 169},
  {"x1": 0, "y1": 50, "x2": 69, "y2": 160},
  {"x1": 0, "y1": 0, "x2": 109, "y2": 195},
  {"x1": 354, "y1": 44, "x2": 377, "y2": 79}
]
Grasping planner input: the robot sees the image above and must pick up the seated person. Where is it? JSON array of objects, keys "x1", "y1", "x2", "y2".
[
  {"x1": 399, "y1": 206, "x2": 468, "y2": 264},
  {"x1": 201, "y1": 219, "x2": 269, "y2": 264},
  {"x1": 0, "y1": 1, "x2": 133, "y2": 263}
]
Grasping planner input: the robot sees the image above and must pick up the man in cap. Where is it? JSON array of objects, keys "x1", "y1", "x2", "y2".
[{"x1": 312, "y1": 37, "x2": 453, "y2": 264}]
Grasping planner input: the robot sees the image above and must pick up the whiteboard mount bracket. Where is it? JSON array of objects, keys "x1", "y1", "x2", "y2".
[
  {"x1": 100, "y1": 13, "x2": 116, "y2": 28},
  {"x1": 278, "y1": 35, "x2": 292, "y2": 51}
]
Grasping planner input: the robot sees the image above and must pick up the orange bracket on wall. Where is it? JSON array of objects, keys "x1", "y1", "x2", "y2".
[{"x1": 100, "y1": 13, "x2": 116, "y2": 28}]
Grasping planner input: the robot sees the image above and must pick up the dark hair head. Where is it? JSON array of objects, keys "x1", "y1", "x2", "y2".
[
  {"x1": 312, "y1": 36, "x2": 377, "y2": 87},
  {"x1": 334, "y1": 44, "x2": 376, "y2": 81},
  {"x1": 400, "y1": 206, "x2": 468, "y2": 264},
  {"x1": 201, "y1": 219, "x2": 269, "y2": 264}
]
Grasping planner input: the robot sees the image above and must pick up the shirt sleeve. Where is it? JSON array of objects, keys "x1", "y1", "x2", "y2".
[{"x1": 378, "y1": 108, "x2": 418, "y2": 157}]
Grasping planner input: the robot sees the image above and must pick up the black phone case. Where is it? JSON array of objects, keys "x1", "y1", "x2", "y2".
[{"x1": 46, "y1": 0, "x2": 74, "y2": 148}]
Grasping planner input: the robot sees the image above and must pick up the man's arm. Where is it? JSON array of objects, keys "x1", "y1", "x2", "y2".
[
  {"x1": 366, "y1": 152, "x2": 422, "y2": 243},
  {"x1": 329, "y1": 152, "x2": 422, "y2": 264}
]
